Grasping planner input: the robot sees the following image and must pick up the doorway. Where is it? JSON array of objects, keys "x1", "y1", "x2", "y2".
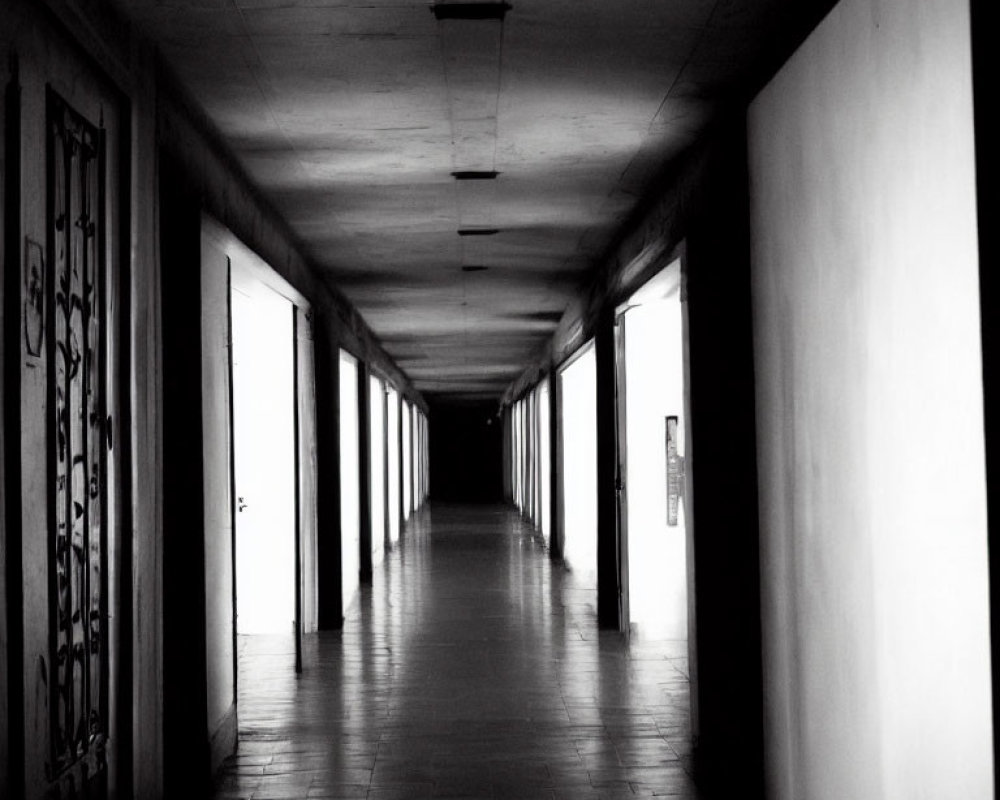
[
  {"x1": 387, "y1": 387, "x2": 401, "y2": 547},
  {"x1": 340, "y1": 350, "x2": 361, "y2": 614},
  {"x1": 615, "y1": 260, "x2": 692, "y2": 642},
  {"x1": 402, "y1": 400, "x2": 412, "y2": 521},
  {"x1": 369, "y1": 375, "x2": 386, "y2": 568},
  {"x1": 231, "y1": 269, "x2": 296, "y2": 635},
  {"x1": 557, "y1": 342, "x2": 598, "y2": 587}
]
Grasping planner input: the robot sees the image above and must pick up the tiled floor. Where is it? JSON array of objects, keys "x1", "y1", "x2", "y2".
[{"x1": 214, "y1": 504, "x2": 701, "y2": 800}]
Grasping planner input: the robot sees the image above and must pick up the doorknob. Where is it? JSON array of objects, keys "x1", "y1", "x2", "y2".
[{"x1": 238, "y1": 497, "x2": 248, "y2": 512}]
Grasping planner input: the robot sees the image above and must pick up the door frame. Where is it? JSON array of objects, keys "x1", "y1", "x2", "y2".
[
  {"x1": 611, "y1": 258, "x2": 695, "y2": 645},
  {"x1": 221, "y1": 220, "x2": 317, "y2": 676},
  {"x1": 612, "y1": 312, "x2": 630, "y2": 633}
]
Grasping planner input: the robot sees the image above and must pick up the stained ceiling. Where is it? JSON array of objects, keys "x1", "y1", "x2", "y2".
[{"x1": 116, "y1": 0, "x2": 827, "y2": 399}]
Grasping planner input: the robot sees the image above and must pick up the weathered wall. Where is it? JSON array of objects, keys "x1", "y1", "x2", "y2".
[
  {"x1": 748, "y1": 0, "x2": 993, "y2": 796},
  {"x1": 0, "y1": 3, "x2": 166, "y2": 796},
  {"x1": 0, "y1": 2, "x2": 428, "y2": 796},
  {"x1": 1, "y1": 8, "x2": 138, "y2": 797}
]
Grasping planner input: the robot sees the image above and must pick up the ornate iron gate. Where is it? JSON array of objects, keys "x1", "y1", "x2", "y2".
[{"x1": 45, "y1": 86, "x2": 108, "y2": 800}]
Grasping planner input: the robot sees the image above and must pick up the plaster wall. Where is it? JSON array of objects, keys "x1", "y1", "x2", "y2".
[
  {"x1": 200, "y1": 232, "x2": 236, "y2": 771},
  {"x1": 748, "y1": 0, "x2": 993, "y2": 796}
]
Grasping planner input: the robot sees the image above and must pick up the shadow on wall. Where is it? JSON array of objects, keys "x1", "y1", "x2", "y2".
[{"x1": 429, "y1": 400, "x2": 503, "y2": 503}]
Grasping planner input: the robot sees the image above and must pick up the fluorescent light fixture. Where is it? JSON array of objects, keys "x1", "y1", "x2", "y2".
[
  {"x1": 458, "y1": 228, "x2": 500, "y2": 236},
  {"x1": 452, "y1": 170, "x2": 500, "y2": 180},
  {"x1": 461, "y1": 265, "x2": 489, "y2": 272},
  {"x1": 432, "y1": 2, "x2": 512, "y2": 21}
]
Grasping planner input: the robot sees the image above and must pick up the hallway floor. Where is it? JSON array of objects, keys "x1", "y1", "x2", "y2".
[{"x1": 214, "y1": 504, "x2": 700, "y2": 799}]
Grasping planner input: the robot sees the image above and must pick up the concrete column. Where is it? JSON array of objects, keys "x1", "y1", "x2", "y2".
[
  {"x1": 313, "y1": 312, "x2": 344, "y2": 629},
  {"x1": 159, "y1": 157, "x2": 211, "y2": 794},
  {"x1": 594, "y1": 311, "x2": 621, "y2": 631},
  {"x1": 548, "y1": 367, "x2": 563, "y2": 560},
  {"x1": 358, "y1": 361, "x2": 372, "y2": 583},
  {"x1": 684, "y1": 129, "x2": 764, "y2": 798}
]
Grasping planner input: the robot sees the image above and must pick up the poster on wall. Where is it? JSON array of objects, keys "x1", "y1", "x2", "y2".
[{"x1": 665, "y1": 415, "x2": 684, "y2": 527}]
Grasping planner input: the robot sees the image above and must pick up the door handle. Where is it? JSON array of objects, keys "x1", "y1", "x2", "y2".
[{"x1": 238, "y1": 497, "x2": 248, "y2": 512}]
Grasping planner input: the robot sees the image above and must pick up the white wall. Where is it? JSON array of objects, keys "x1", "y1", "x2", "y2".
[{"x1": 748, "y1": 0, "x2": 993, "y2": 796}]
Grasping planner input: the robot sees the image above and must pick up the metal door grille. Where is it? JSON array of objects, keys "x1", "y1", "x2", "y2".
[{"x1": 45, "y1": 87, "x2": 108, "y2": 798}]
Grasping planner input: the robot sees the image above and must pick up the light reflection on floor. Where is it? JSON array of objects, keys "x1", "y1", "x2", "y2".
[{"x1": 214, "y1": 504, "x2": 700, "y2": 800}]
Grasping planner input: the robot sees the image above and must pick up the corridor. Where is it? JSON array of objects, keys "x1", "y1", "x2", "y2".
[
  {"x1": 214, "y1": 506, "x2": 698, "y2": 800},
  {"x1": 3, "y1": 0, "x2": 995, "y2": 798}
]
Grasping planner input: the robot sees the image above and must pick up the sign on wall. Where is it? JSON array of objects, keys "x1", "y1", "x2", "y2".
[{"x1": 665, "y1": 415, "x2": 684, "y2": 527}]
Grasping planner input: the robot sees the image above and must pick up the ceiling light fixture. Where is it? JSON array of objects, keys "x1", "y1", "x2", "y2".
[
  {"x1": 458, "y1": 228, "x2": 500, "y2": 236},
  {"x1": 452, "y1": 170, "x2": 499, "y2": 180},
  {"x1": 431, "y1": 2, "x2": 512, "y2": 21}
]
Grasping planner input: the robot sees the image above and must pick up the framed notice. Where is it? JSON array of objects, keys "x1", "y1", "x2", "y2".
[{"x1": 665, "y1": 416, "x2": 684, "y2": 526}]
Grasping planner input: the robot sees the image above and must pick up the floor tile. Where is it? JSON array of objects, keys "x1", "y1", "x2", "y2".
[{"x1": 213, "y1": 504, "x2": 703, "y2": 800}]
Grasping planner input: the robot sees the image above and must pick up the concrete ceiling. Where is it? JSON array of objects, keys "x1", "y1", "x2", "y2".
[{"x1": 118, "y1": 0, "x2": 825, "y2": 399}]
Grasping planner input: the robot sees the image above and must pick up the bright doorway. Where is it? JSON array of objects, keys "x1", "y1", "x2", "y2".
[
  {"x1": 557, "y1": 342, "x2": 598, "y2": 587},
  {"x1": 387, "y1": 387, "x2": 401, "y2": 546},
  {"x1": 370, "y1": 375, "x2": 387, "y2": 568},
  {"x1": 231, "y1": 270, "x2": 297, "y2": 634},
  {"x1": 616, "y1": 260, "x2": 691, "y2": 641},
  {"x1": 340, "y1": 350, "x2": 361, "y2": 615}
]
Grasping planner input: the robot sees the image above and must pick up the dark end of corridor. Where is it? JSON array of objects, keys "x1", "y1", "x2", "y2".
[{"x1": 429, "y1": 402, "x2": 504, "y2": 504}]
